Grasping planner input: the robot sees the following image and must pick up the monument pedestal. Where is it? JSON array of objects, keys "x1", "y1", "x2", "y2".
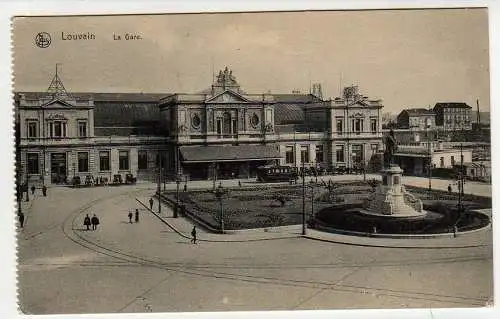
[{"x1": 361, "y1": 164, "x2": 426, "y2": 219}]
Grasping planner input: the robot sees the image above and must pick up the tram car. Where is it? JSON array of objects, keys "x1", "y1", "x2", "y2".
[{"x1": 256, "y1": 165, "x2": 299, "y2": 183}]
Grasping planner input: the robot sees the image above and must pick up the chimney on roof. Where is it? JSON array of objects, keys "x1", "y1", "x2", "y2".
[
  {"x1": 311, "y1": 83, "x2": 323, "y2": 99},
  {"x1": 476, "y1": 99, "x2": 480, "y2": 125}
]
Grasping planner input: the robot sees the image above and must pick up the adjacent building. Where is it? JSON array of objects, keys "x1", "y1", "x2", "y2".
[
  {"x1": 433, "y1": 102, "x2": 473, "y2": 131},
  {"x1": 394, "y1": 141, "x2": 473, "y2": 176},
  {"x1": 396, "y1": 108, "x2": 436, "y2": 131},
  {"x1": 304, "y1": 85, "x2": 384, "y2": 172}
]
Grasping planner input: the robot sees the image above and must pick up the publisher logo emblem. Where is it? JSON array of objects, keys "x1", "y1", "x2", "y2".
[{"x1": 35, "y1": 32, "x2": 51, "y2": 48}]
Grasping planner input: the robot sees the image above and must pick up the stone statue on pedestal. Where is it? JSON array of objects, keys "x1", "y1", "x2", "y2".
[{"x1": 384, "y1": 129, "x2": 398, "y2": 167}]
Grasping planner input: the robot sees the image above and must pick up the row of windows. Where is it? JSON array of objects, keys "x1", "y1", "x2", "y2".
[
  {"x1": 25, "y1": 120, "x2": 88, "y2": 138},
  {"x1": 285, "y1": 145, "x2": 324, "y2": 164},
  {"x1": 445, "y1": 115, "x2": 470, "y2": 120},
  {"x1": 335, "y1": 118, "x2": 378, "y2": 134},
  {"x1": 216, "y1": 117, "x2": 238, "y2": 136},
  {"x1": 439, "y1": 155, "x2": 464, "y2": 168},
  {"x1": 284, "y1": 144, "x2": 379, "y2": 165},
  {"x1": 444, "y1": 108, "x2": 470, "y2": 113},
  {"x1": 24, "y1": 150, "x2": 153, "y2": 175}
]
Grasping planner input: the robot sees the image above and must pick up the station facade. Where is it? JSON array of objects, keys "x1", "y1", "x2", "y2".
[{"x1": 15, "y1": 67, "x2": 385, "y2": 186}]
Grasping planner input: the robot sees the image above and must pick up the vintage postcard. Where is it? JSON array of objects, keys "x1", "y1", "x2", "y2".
[{"x1": 12, "y1": 8, "x2": 493, "y2": 316}]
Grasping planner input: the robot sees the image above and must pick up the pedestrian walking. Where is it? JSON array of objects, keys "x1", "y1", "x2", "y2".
[
  {"x1": 18, "y1": 212, "x2": 25, "y2": 229},
  {"x1": 128, "y1": 211, "x2": 133, "y2": 224},
  {"x1": 42, "y1": 185, "x2": 47, "y2": 197},
  {"x1": 448, "y1": 184, "x2": 452, "y2": 194},
  {"x1": 238, "y1": 180, "x2": 242, "y2": 187},
  {"x1": 84, "y1": 214, "x2": 91, "y2": 231},
  {"x1": 30, "y1": 185, "x2": 35, "y2": 195},
  {"x1": 191, "y1": 226, "x2": 197, "y2": 244},
  {"x1": 149, "y1": 197, "x2": 154, "y2": 210},
  {"x1": 91, "y1": 214, "x2": 100, "y2": 230},
  {"x1": 184, "y1": 184, "x2": 187, "y2": 192},
  {"x1": 453, "y1": 225, "x2": 458, "y2": 238},
  {"x1": 135, "y1": 209, "x2": 140, "y2": 223}
]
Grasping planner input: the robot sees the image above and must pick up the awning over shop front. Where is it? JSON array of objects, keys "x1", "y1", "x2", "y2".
[{"x1": 180, "y1": 144, "x2": 281, "y2": 163}]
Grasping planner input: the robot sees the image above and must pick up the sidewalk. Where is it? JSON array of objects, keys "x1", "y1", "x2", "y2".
[{"x1": 304, "y1": 228, "x2": 492, "y2": 249}]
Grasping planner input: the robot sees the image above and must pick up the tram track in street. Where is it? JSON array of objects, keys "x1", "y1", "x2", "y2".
[{"x1": 56, "y1": 189, "x2": 491, "y2": 308}]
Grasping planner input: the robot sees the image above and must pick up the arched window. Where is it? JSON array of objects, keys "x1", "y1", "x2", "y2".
[{"x1": 223, "y1": 112, "x2": 232, "y2": 135}]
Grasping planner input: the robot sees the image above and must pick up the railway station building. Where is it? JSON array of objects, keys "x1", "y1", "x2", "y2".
[{"x1": 15, "y1": 67, "x2": 384, "y2": 186}]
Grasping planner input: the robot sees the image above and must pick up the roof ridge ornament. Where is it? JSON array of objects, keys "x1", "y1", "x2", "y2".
[{"x1": 46, "y1": 63, "x2": 73, "y2": 101}]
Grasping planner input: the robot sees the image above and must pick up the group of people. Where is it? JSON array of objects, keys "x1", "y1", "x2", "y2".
[
  {"x1": 128, "y1": 209, "x2": 140, "y2": 224},
  {"x1": 83, "y1": 214, "x2": 100, "y2": 230},
  {"x1": 30, "y1": 185, "x2": 48, "y2": 197}
]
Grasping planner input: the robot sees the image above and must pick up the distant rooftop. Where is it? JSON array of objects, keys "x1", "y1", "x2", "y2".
[
  {"x1": 434, "y1": 102, "x2": 472, "y2": 109},
  {"x1": 404, "y1": 108, "x2": 435, "y2": 116}
]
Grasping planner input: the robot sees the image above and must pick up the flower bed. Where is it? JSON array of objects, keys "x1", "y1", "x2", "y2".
[{"x1": 162, "y1": 186, "x2": 330, "y2": 231}]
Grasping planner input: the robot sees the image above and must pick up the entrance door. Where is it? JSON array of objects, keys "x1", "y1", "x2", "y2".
[
  {"x1": 351, "y1": 144, "x2": 364, "y2": 171},
  {"x1": 51, "y1": 153, "x2": 67, "y2": 184}
]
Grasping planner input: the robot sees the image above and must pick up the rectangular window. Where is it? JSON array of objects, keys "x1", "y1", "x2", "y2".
[
  {"x1": 26, "y1": 153, "x2": 39, "y2": 174},
  {"x1": 55, "y1": 121, "x2": 62, "y2": 137},
  {"x1": 300, "y1": 146, "x2": 309, "y2": 163},
  {"x1": 451, "y1": 156, "x2": 455, "y2": 166},
  {"x1": 336, "y1": 119, "x2": 343, "y2": 135},
  {"x1": 49, "y1": 121, "x2": 67, "y2": 138},
  {"x1": 78, "y1": 121, "x2": 87, "y2": 137},
  {"x1": 315, "y1": 145, "x2": 324, "y2": 163},
  {"x1": 440, "y1": 157, "x2": 444, "y2": 168},
  {"x1": 370, "y1": 119, "x2": 377, "y2": 134},
  {"x1": 371, "y1": 144, "x2": 379, "y2": 153},
  {"x1": 232, "y1": 119, "x2": 238, "y2": 134},
  {"x1": 99, "y1": 151, "x2": 110, "y2": 171},
  {"x1": 78, "y1": 152, "x2": 89, "y2": 172},
  {"x1": 138, "y1": 150, "x2": 148, "y2": 170},
  {"x1": 27, "y1": 121, "x2": 38, "y2": 138},
  {"x1": 216, "y1": 119, "x2": 222, "y2": 136},
  {"x1": 285, "y1": 146, "x2": 294, "y2": 164},
  {"x1": 352, "y1": 119, "x2": 362, "y2": 134},
  {"x1": 336, "y1": 145, "x2": 345, "y2": 162},
  {"x1": 119, "y1": 150, "x2": 129, "y2": 170},
  {"x1": 352, "y1": 144, "x2": 363, "y2": 165}
]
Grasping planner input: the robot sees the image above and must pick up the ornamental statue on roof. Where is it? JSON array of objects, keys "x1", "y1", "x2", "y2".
[
  {"x1": 211, "y1": 66, "x2": 242, "y2": 95},
  {"x1": 216, "y1": 66, "x2": 238, "y2": 86}
]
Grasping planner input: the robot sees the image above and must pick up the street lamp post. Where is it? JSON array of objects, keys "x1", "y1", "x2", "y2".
[
  {"x1": 212, "y1": 162, "x2": 217, "y2": 191},
  {"x1": 363, "y1": 161, "x2": 367, "y2": 182},
  {"x1": 163, "y1": 164, "x2": 166, "y2": 192},
  {"x1": 215, "y1": 185, "x2": 225, "y2": 233},
  {"x1": 456, "y1": 143, "x2": 465, "y2": 227},
  {"x1": 175, "y1": 177, "x2": 180, "y2": 218},
  {"x1": 25, "y1": 169, "x2": 29, "y2": 202},
  {"x1": 310, "y1": 181, "x2": 315, "y2": 222},
  {"x1": 157, "y1": 156, "x2": 162, "y2": 215},
  {"x1": 301, "y1": 160, "x2": 306, "y2": 235},
  {"x1": 426, "y1": 121, "x2": 432, "y2": 195}
]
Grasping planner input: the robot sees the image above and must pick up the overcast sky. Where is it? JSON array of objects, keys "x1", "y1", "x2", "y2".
[{"x1": 12, "y1": 8, "x2": 489, "y2": 113}]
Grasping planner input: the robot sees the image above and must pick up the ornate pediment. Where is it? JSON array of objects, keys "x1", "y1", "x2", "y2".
[
  {"x1": 348, "y1": 99, "x2": 370, "y2": 107},
  {"x1": 206, "y1": 90, "x2": 250, "y2": 104},
  {"x1": 42, "y1": 98, "x2": 74, "y2": 108}
]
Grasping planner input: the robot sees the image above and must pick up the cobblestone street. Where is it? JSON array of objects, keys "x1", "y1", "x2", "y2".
[{"x1": 16, "y1": 176, "x2": 493, "y2": 314}]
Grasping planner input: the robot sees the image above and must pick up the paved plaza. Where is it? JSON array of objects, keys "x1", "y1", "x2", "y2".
[{"x1": 17, "y1": 176, "x2": 493, "y2": 314}]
